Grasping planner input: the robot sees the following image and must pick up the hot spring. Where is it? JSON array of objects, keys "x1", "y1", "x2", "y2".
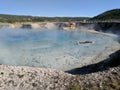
[{"x1": 0, "y1": 28, "x2": 118, "y2": 70}]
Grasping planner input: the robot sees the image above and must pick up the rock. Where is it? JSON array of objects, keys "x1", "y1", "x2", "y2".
[
  {"x1": 21, "y1": 24, "x2": 32, "y2": 29},
  {"x1": 78, "y1": 41, "x2": 95, "y2": 44},
  {"x1": 0, "y1": 65, "x2": 74, "y2": 90},
  {"x1": 0, "y1": 65, "x2": 119, "y2": 90}
]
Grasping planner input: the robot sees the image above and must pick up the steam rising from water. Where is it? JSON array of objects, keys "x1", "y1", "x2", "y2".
[
  {"x1": 0, "y1": 28, "x2": 118, "y2": 70},
  {"x1": 45, "y1": 23, "x2": 57, "y2": 29}
]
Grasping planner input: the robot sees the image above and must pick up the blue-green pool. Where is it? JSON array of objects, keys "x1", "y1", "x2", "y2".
[{"x1": 0, "y1": 28, "x2": 117, "y2": 70}]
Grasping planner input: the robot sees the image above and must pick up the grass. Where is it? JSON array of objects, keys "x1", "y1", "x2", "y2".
[{"x1": 68, "y1": 84, "x2": 82, "y2": 90}]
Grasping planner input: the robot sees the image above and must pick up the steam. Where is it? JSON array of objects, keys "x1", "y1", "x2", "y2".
[
  {"x1": 44, "y1": 23, "x2": 57, "y2": 29},
  {"x1": 0, "y1": 28, "x2": 119, "y2": 70}
]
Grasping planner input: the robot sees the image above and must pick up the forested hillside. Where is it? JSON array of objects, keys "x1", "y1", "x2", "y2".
[{"x1": 92, "y1": 9, "x2": 120, "y2": 20}]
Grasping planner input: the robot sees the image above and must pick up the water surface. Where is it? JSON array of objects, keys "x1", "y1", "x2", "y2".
[{"x1": 0, "y1": 28, "x2": 115, "y2": 70}]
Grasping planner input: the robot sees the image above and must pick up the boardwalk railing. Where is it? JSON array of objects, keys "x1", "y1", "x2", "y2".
[{"x1": 75, "y1": 19, "x2": 120, "y2": 23}]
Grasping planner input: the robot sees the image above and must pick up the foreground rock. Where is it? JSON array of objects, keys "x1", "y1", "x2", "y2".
[
  {"x1": 0, "y1": 65, "x2": 120, "y2": 90},
  {"x1": 75, "y1": 66, "x2": 120, "y2": 90},
  {"x1": 0, "y1": 65, "x2": 75, "y2": 90}
]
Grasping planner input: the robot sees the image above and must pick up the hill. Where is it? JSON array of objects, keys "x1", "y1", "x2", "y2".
[
  {"x1": 0, "y1": 14, "x2": 90, "y2": 23},
  {"x1": 91, "y1": 9, "x2": 120, "y2": 33},
  {"x1": 92, "y1": 9, "x2": 120, "y2": 20}
]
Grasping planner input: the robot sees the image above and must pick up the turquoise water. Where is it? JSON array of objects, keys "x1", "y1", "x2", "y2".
[{"x1": 0, "y1": 28, "x2": 115, "y2": 70}]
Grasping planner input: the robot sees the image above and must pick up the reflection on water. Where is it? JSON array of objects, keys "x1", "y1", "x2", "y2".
[{"x1": 0, "y1": 28, "x2": 115, "y2": 70}]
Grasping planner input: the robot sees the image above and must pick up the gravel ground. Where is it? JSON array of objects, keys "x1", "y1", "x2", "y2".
[
  {"x1": 0, "y1": 65, "x2": 74, "y2": 90},
  {"x1": 0, "y1": 65, "x2": 119, "y2": 90}
]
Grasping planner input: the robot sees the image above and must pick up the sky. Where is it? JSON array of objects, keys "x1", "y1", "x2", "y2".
[{"x1": 0, "y1": 0, "x2": 120, "y2": 17}]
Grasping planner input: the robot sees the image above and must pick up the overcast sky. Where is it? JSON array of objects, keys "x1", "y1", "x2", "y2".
[{"x1": 0, "y1": 0, "x2": 120, "y2": 17}]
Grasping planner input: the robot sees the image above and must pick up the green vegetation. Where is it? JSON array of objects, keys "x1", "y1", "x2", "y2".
[
  {"x1": 92, "y1": 9, "x2": 120, "y2": 20},
  {"x1": 91, "y1": 9, "x2": 120, "y2": 32},
  {"x1": 1, "y1": 9, "x2": 120, "y2": 23},
  {"x1": 0, "y1": 14, "x2": 90, "y2": 23},
  {"x1": 68, "y1": 84, "x2": 82, "y2": 90}
]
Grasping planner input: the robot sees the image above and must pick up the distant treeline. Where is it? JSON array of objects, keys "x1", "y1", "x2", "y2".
[
  {"x1": 1, "y1": 9, "x2": 120, "y2": 23},
  {"x1": 0, "y1": 14, "x2": 90, "y2": 23}
]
